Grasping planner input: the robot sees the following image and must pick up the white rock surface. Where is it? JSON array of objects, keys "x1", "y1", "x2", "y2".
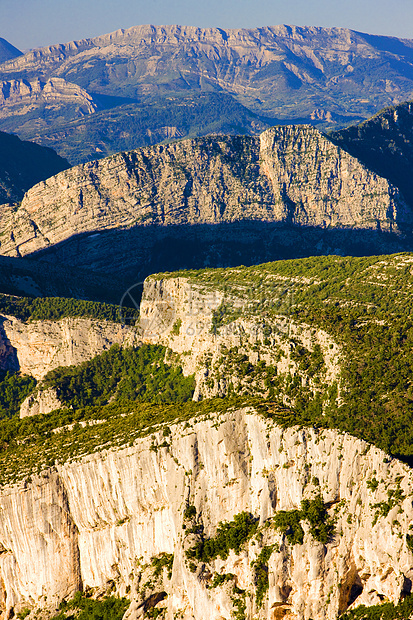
[
  {"x1": 19, "y1": 387, "x2": 62, "y2": 418},
  {"x1": 0, "y1": 409, "x2": 413, "y2": 619},
  {"x1": 0, "y1": 126, "x2": 410, "y2": 258},
  {"x1": 0, "y1": 77, "x2": 97, "y2": 119},
  {"x1": 0, "y1": 315, "x2": 137, "y2": 380}
]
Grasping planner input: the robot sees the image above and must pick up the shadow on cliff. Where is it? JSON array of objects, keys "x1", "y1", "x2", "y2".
[
  {"x1": 23, "y1": 220, "x2": 413, "y2": 300},
  {"x1": 0, "y1": 254, "x2": 133, "y2": 305},
  {"x1": 0, "y1": 318, "x2": 19, "y2": 373}
]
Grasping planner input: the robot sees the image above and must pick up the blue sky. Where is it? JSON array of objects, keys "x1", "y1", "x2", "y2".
[{"x1": 2, "y1": 0, "x2": 413, "y2": 51}]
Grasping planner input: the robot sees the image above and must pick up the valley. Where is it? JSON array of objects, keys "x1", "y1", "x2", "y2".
[{"x1": 2, "y1": 20, "x2": 413, "y2": 620}]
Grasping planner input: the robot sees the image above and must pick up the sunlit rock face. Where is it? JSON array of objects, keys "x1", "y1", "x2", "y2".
[
  {"x1": 0, "y1": 408, "x2": 413, "y2": 619},
  {"x1": 0, "y1": 315, "x2": 137, "y2": 380},
  {"x1": 0, "y1": 126, "x2": 410, "y2": 261}
]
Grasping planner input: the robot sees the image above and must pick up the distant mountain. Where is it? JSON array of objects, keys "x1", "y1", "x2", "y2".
[
  {"x1": 331, "y1": 100, "x2": 413, "y2": 208},
  {"x1": 0, "y1": 131, "x2": 70, "y2": 204},
  {"x1": 2, "y1": 24, "x2": 413, "y2": 162},
  {"x1": 5, "y1": 92, "x2": 272, "y2": 165},
  {"x1": 0, "y1": 38, "x2": 22, "y2": 64}
]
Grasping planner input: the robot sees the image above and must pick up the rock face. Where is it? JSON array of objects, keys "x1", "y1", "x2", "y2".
[
  {"x1": 0, "y1": 78, "x2": 97, "y2": 120},
  {"x1": 1, "y1": 409, "x2": 413, "y2": 619},
  {"x1": 0, "y1": 315, "x2": 137, "y2": 380},
  {"x1": 19, "y1": 387, "x2": 62, "y2": 418},
  {"x1": 138, "y1": 275, "x2": 341, "y2": 403},
  {"x1": 2, "y1": 25, "x2": 413, "y2": 124},
  {"x1": 0, "y1": 126, "x2": 410, "y2": 261},
  {"x1": 3, "y1": 24, "x2": 413, "y2": 161}
]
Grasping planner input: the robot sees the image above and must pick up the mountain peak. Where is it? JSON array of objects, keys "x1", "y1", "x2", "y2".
[{"x1": 0, "y1": 37, "x2": 22, "y2": 64}]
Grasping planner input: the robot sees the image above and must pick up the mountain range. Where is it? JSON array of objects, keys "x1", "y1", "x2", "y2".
[
  {"x1": 3, "y1": 23, "x2": 413, "y2": 620},
  {"x1": 3, "y1": 24, "x2": 413, "y2": 163}
]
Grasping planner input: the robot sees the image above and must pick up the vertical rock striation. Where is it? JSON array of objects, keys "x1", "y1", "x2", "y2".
[
  {"x1": 0, "y1": 126, "x2": 410, "y2": 259},
  {"x1": 0, "y1": 410, "x2": 413, "y2": 619}
]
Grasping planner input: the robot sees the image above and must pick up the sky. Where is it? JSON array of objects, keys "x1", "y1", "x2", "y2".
[{"x1": 2, "y1": 0, "x2": 413, "y2": 52}]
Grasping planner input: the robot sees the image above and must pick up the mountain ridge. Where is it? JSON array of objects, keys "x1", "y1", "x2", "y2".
[
  {"x1": 3, "y1": 24, "x2": 413, "y2": 161},
  {"x1": 1, "y1": 125, "x2": 411, "y2": 279},
  {"x1": 0, "y1": 130, "x2": 70, "y2": 204},
  {"x1": 0, "y1": 38, "x2": 22, "y2": 64}
]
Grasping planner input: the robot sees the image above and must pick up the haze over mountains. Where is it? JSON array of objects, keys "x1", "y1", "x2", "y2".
[{"x1": 2, "y1": 24, "x2": 413, "y2": 163}]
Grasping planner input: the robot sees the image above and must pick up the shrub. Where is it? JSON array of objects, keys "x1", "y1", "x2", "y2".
[
  {"x1": 186, "y1": 512, "x2": 258, "y2": 562},
  {"x1": 51, "y1": 591, "x2": 129, "y2": 620}
]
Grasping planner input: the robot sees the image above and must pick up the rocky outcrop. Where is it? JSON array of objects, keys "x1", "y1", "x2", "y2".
[
  {"x1": 0, "y1": 315, "x2": 137, "y2": 380},
  {"x1": 19, "y1": 387, "x2": 62, "y2": 418},
  {"x1": 0, "y1": 77, "x2": 97, "y2": 120},
  {"x1": 1, "y1": 408, "x2": 413, "y2": 619},
  {"x1": 138, "y1": 275, "x2": 341, "y2": 402},
  {"x1": 0, "y1": 126, "x2": 411, "y2": 259}
]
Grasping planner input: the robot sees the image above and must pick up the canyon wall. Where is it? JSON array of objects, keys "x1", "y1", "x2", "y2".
[
  {"x1": 0, "y1": 126, "x2": 410, "y2": 259},
  {"x1": 0, "y1": 409, "x2": 412, "y2": 619},
  {"x1": 0, "y1": 315, "x2": 137, "y2": 380}
]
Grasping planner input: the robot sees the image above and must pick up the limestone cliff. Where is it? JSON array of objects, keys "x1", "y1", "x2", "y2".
[
  {"x1": 19, "y1": 387, "x2": 63, "y2": 418},
  {"x1": 1, "y1": 408, "x2": 413, "y2": 620},
  {"x1": 0, "y1": 126, "x2": 410, "y2": 259},
  {"x1": 0, "y1": 315, "x2": 137, "y2": 380},
  {"x1": 2, "y1": 261, "x2": 413, "y2": 619},
  {"x1": 0, "y1": 78, "x2": 97, "y2": 120},
  {"x1": 138, "y1": 275, "x2": 340, "y2": 404}
]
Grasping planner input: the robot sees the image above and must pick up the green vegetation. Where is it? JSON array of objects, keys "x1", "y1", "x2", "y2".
[
  {"x1": 186, "y1": 512, "x2": 258, "y2": 563},
  {"x1": 42, "y1": 344, "x2": 195, "y2": 408},
  {"x1": 211, "y1": 302, "x2": 243, "y2": 333},
  {"x1": 251, "y1": 545, "x2": 275, "y2": 608},
  {"x1": 366, "y1": 478, "x2": 379, "y2": 492},
  {"x1": 272, "y1": 507, "x2": 304, "y2": 545},
  {"x1": 159, "y1": 253, "x2": 413, "y2": 463},
  {"x1": 272, "y1": 495, "x2": 335, "y2": 545},
  {"x1": 50, "y1": 591, "x2": 129, "y2": 620},
  {"x1": 0, "y1": 294, "x2": 134, "y2": 323},
  {"x1": 0, "y1": 371, "x2": 36, "y2": 419},
  {"x1": 183, "y1": 504, "x2": 197, "y2": 521},
  {"x1": 12, "y1": 92, "x2": 270, "y2": 165},
  {"x1": 145, "y1": 607, "x2": 166, "y2": 619},
  {"x1": 231, "y1": 585, "x2": 247, "y2": 620},
  {"x1": 340, "y1": 594, "x2": 413, "y2": 619},
  {"x1": 0, "y1": 396, "x2": 247, "y2": 487},
  {"x1": 290, "y1": 343, "x2": 325, "y2": 377},
  {"x1": 211, "y1": 573, "x2": 236, "y2": 588},
  {"x1": 171, "y1": 319, "x2": 182, "y2": 336},
  {"x1": 372, "y1": 488, "x2": 405, "y2": 526},
  {"x1": 151, "y1": 553, "x2": 174, "y2": 580}
]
